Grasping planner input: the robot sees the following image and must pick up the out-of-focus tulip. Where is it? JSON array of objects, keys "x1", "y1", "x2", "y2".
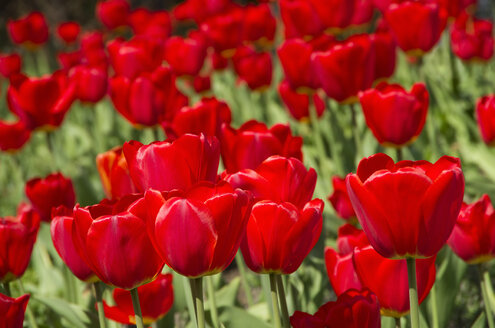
[
  {"x1": 243, "y1": 4, "x2": 276, "y2": 46},
  {"x1": 25, "y1": 173, "x2": 76, "y2": 222},
  {"x1": 109, "y1": 66, "x2": 188, "y2": 127},
  {"x1": 220, "y1": 120, "x2": 303, "y2": 173},
  {"x1": 103, "y1": 274, "x2": 174, "y2": 325},
  {"x1": 328, "y1": 176, "x2": 356, "y2": 220},
  {"x1": 164, "y1": 34, "x2": 208, "y2": 77},
  {"x1": 107, "y1": 37, "x2": 163, "y2": 80},
  {"x1": 123, "y1": 134, "x2": 220, "y2": 192},
  {"x1": 351, "y1": 0, "x2": 374, "y2": 27},
  {"x1": 226, "y1": 156, "x2": 316, "y2": 209},
  {"x1": 162, "y1": 97, "x2": 231, "y2": 139},
  {"x1": 371, "y1": 28, "x2": 397, "y2": 81},
  {"x1": 96, "y1": 146, "x2": 138, "y2": 200},
  {"x1": 336, "y1": 224, "x2": 370, "y2": 255},
  {"x1": 279, "y1": 0, "x2": 324, "y2": 39},
  {"x1": 51, "y1": 206, "x2": 97, "y2": 282},
  {"x1": 96, "y1": 0, "x2": 130, "y2": 30},
  {"x1": 448, "y1": 194, "x2": 495, "y2": 264},
  {"x1": 451, "y1": 12, "x2": 494, "y2": 62},
  {"x1": 211, "y1": 51, "x2": 229, "y2": 71},
  {"x1": 0, "y1": 204, "x2": 40, "y2": 282},
  {"x1": 385, "y1": 2, "x2": 446, "y2": 56},
  {"x1": 0, "y1": 293, "x2": 30, "y2": 328},
  {"x1": 56, "y1": 22, "x2": 81, "y2": 44},
  {"x1": 437, "y1": 0, "x2": 477, "y2": 18},
  {"x1": 7, "y1": 12, "x2": 48, "y2": 47},
  {"x1": 70, "y1": 65, "x2": 108, "y2": 103},
  {"x1": 58, "y1": 51, "x2": 82, "y2": 71},
  {"x1": 278, "y1": 39, "x2": 321, "y2": 91},
  {"x1": 128, "y1": 8, "x2": 171, "y2": 40},
  {"x1": 290, "y1": 289, "x2": 380, "y2": 328},
  {"x1": 476, "y1": 95, "x2": 495, "y2": 145},
  {"x1": 312, "y1": 34, "x2": 375, "y2": 103},
  {"x1": 359, "y1": 82, "x2": 429, "y2": 147},
  {"x1": 308, "y1": 0, "x2": 354, "y2": 32},
  {"x1": 278, "y1": 80, "x2": 325, "y2": 121},
  {"x1": 173, "y1": 0, "x2": 231, "y2": 24},
  {"x1": 200, "y1": 7, "x2": 244, "y2": 56},
  {"x1": 73, "y1": 196, "x2": 164, "y2": 289},
  {"x1": 346, "y1": 153, "x2": 465, "y2": 259},
  {"x1": 7, "y1": 71, "x2": 76, "y2": 130},
  {"x1": 192, "y1": 75, "x2": 211, "y2": 93},
  {"x1": 0, "y1": 54, "x2": 21, "y2": 78},
  {"x1": 353, "y1": 245, "x2": 436, "y2": 317},
  {"x1": 0, "y1": 120, "x2": 30, "y2": 152},
  {"x1": 241, "y1": 199, "x2": 324, "y2": 274},
  {"x1": 232, "y1": 46, "x2": 272, "y2": 91},
  {"x1": 145, "y1": 182, "x2": 251, "y2": 277}
]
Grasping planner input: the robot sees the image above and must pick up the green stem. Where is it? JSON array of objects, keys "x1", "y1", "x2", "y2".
[
  {"x1": 407, "y1": 258, "x2": 420, "y2": 328},
  {"x1": 18, "y1": 280, "x2": 39, "y2": 328},
  {"x1": 206, "y1": 276, "x2": 220, "y2": 328},
  {"x1": 396, "y1": 148, "x2": 403, "y2": 162},
  {"x1": 395, "y1": 317, "x2": 402, "y2": 328},
  {"x1": 130, "y1": 288, "x2": 145, "y2": 328},
  {"x1": 269, "y1": 274, "x2": 282, "y2": 328},
  {"x1": 236, "y1": 252, "x2": 254, "y2": 307},
  {"x1": 448, "y1": 42, "x2": 460, "y2": 97},
  {"x1": 45, "y1": 131, "x2": 58, "y2": 170},
  {"x1": 479, "y1": 265, "x2": 495, "y2": 328},
  {"x1": 190, "y1": 278, "x2": 205, "y2": 328},
  {"x1": 63, "y1": 266, "x2": 76, "y2": 303},
  {"x1": 275, "y1": 275, "x2": 290, "y2": 328},
  {"x1": 483, "y1": 270, "x2": 495, "y2": 314},
  {"x1": 3, "y1": 281, "x2": 11, "y2": 297},
  {"x1": 262, "y1": 274, "x2": 274, "y2": 323},
  {"x1": 92, "y1": 282, "x2": 108, "y2": 328},
  {"x1": 429, "y1": 283, "x2": 439, "y2": 328},
  {"x1": 349, "y1": 103, "x2": 362, "y2": 164},
  {"x1": 153, "y1": 126, "x2": 161, "y2": 141},
  {"x1": 182, "y1": 275, "x2": 198, "y2": 325},
  {"x1": 325, "y1": 99, "x2": 345, "y2": 175}
]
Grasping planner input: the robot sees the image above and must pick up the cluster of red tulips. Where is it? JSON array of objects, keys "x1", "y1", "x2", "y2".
[{"x1": 1, "y1": 0, "x2": 495, "y2": 327}]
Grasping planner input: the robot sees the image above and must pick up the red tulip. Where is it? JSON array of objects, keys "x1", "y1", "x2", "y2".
[
  {"x1": 232, "y1": 46, "x2": 272, "y2": 91},
  {"x1": 25, "y1": 173, "x2": 76, "y2": 223},
  {"x1": 109, "y1": 66, "x2": 188, "y2": 127},
  {"x1": 211, "y1": 51, "x2": 229, "y2": 71},
  {"x1": 448, "y1": 194, "x2": 495, "y2": 264},
  {"x1": 7, "y1": 71, "x2": 76, "y2": 130},
  {"x1": 346, "y1": 153, "x2": 465, "y2": 258},
  {"x1": 351, "y1": 0, "x2": 374, "y2": 27},
  {"x1": 128, "y1": 8, "x2": 171, "y2": 40},
  {"x1": 476, "y1": 95, "x2": 495, "y2": 145},
  {"x1": 0, "y1": 293, "x2": 30, "y2": 328},
  {"x1": 243, "y1": 4, "x2": 276, "y2": 46},
  {"x1": 371, "y1": 28, "x2": 397, "y2": 81},
  {"x1": 58, "y1": 51, "x2": 82, "y2": 71},
  {"x1": 7, "y1": 12, "x2": 48, "y2": 47},
  {"x1": 353, "y1": 245, "x2": 436, "y2": 317},
  {"x1": 278, "y1": 80, "x2": 325, "y2": 121},
  {"x1": 437, "y1": 0, "x2": 477, "y2": 18},
  {"x1": 96, "y1": 146, "x2": 138, "y2": 200},
  {"x1": 359, "y1": 82, "x2": 429, "y2": 147},
  {"x1": 0, "y1": 54, "x2": 21, "y2": 78},
  {"x1": 225, "y1": 156, "x2": 317, "y2": 209},
  {"x1": 57, "y1": 22, "x2": 81, "y2": 44},
  {"x1": 200, "y1": 7, "x2": 244, "y2": 55},
  {"x1": 279, "y1": 0, "x2": 324, "y2": 39},
  {"x1": 103, "y1": 274, "x2": 173, "y2": 325},
  {"x1": 290, "y1": 289, "x2": 380, "y2": 328},
  {"x1": 164, "y1": 34, "x2": 208, "y2": 77},
  {"x1": 162, "y1": 97, "x2": 231, "y2": 139},
  {"x1": 0, "y1": 204, "x2": 40, "y2": 282},
  {"x1": 192, "y1": 75, "x2": 211, "y2": 93},
  {"x1": 220, "y1": 120, "x2": 303, "y2": 173},
  {"x1": 0, "y1": 120, "x2": 30, "y2": 152},
  {"x1": 241, "y1": 199, "x2": 324, "y2": 274},
  {"x1": 51, "y1": 206, "x2": 97, "y2": 282},
  {"x1": 450, "y1": 12, "x2": 494, "y2": 62},
  {"x1": 107, "y1": 36, "x2": 163, "y2": 80},
  {"x1": 328, "y1": 176, "x2": 356, "y2": 220},
  {"x1": 385, "y1": 1, "x2": 447, "y2": 56},
  {"x1": 96, "y1": 0, "x2": 130, "y2": 30},
  {"x1": 312, "y1": 34, "x2": 375, "y2": 103},
  {"x1": 145, "y1": 182, "x2": 251, "y2": 277},
  {"x1": 324, "y1": 225, "x2": 368, "y2": 296},
  {"x1": 277, "y1": 39, "x2": 320, "y2": 91},
  {"x1": 173, "y1": 0, "x2": 232, "y2": 24},
  {"x1": 308, "y1": 0, "x2": 354, "y2": 32},
  {"x1": 123, "y1": 134, "x2": 220, "y2": 192},
  {"x1": 72, "y1": 196, "x2": 164, "y2": 289},
  {"x1": 70, "y1": 65, "x2": 108, "y2": 103}
]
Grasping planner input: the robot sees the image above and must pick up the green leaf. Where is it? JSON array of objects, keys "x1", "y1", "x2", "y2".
[
  {"x1": 218, "y1": 306, "x2": 271, "y2": 328},
  {"x1": 33, "y1": 296, "x2": 94, "y2": 328}
]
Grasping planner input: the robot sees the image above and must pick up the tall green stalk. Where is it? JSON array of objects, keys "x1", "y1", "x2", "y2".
[
  {"x1": 92, "y1": 282, "x2": 108, "y2": 328},
  {"x1": 130, "y1": 288, "x2": 145, "y2": 328},
  {"x1": 406, "y1": 258, "x2": 420, "y2": 328},
  {"x1": 275, "y1": 275, "x2": 290, "y2": 328},
  {"x1": 269, "y1": 274, "x2": 282, "y2": 328},
  {"x1": 190, "y1": 278, "x2": 205, "y2": 328},
  {"x1": 206, "y1": 276, "x2": 220, "y2": 328},
  {"x1": 479, "y1": 265, "x2": 495, "y2": 328}
]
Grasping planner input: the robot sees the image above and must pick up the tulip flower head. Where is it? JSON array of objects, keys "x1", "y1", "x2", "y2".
[
  {"x1": 476, "y1": 95, "x2": 495, "y2": 145},
  {"x1": 0, "y1": 293, "x2": 30, "y2": 328}
]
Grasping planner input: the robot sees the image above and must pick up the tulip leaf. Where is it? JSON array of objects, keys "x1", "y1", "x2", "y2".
[
  {"x1": 471, "y1": 312, "x2": 486, "y2": 328},
  {"x1": 33, "y1": 295, "x2": 94, "y2": 328},
  {"x1": 218, "y1": 306, "x2": 271, "y2": 328}
]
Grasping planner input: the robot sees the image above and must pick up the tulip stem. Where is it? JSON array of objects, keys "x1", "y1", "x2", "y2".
[
  {"x1": 236, "y1": 252, "x2": 254, "y2": 307},
  {"x1": 406, "y1": 258, "x2": 420, "y2": 328},
  {"x1": 130, "y1": 288, "x2": 145, "y2": 328},
  {"x1": 18, "y1": 279, "x2": 39, "y2": 328},
  {"x1": 92, "y1": 282, "x2": 108, "y2": 328},
  {"x1": 2, "y1": 282, "x2": 11, "y2": 296},
  {"x1": 396, "y1": 148, "x2": 403, "y2": 162},
  {"x1": 430, "y1": 284, "x2": 439, "y2": 328},
  {"x1": 349, "y1": 103, "x2": 362, "y2": 164},
  {"x1": 325, "y1": 99, "x2": 345, "y2": 175},
  {"x1": 275, "y1": 275, "x2": 290, "y2": 328},
  {"x1": 483, "y1": 270, "x2": 495, "y2": 314},
  {"x1": 448, "y1": 42, "x2": 460, "y2": 97},
  {"x1": 190, "y1": 278, "x2": 206, "y2": 328},
  {"x1": 394, "y1": 317, "x2": 402, "y2": 328},
  {"x1": 206, "y1": 276, "x2": 220, "y2": 328},
  {"x1": 478, "y1": 265, "x2": 495, "y2": 328},
  {"x1": 269, "y1": 274, "x2": 282, "y2": 328}
]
